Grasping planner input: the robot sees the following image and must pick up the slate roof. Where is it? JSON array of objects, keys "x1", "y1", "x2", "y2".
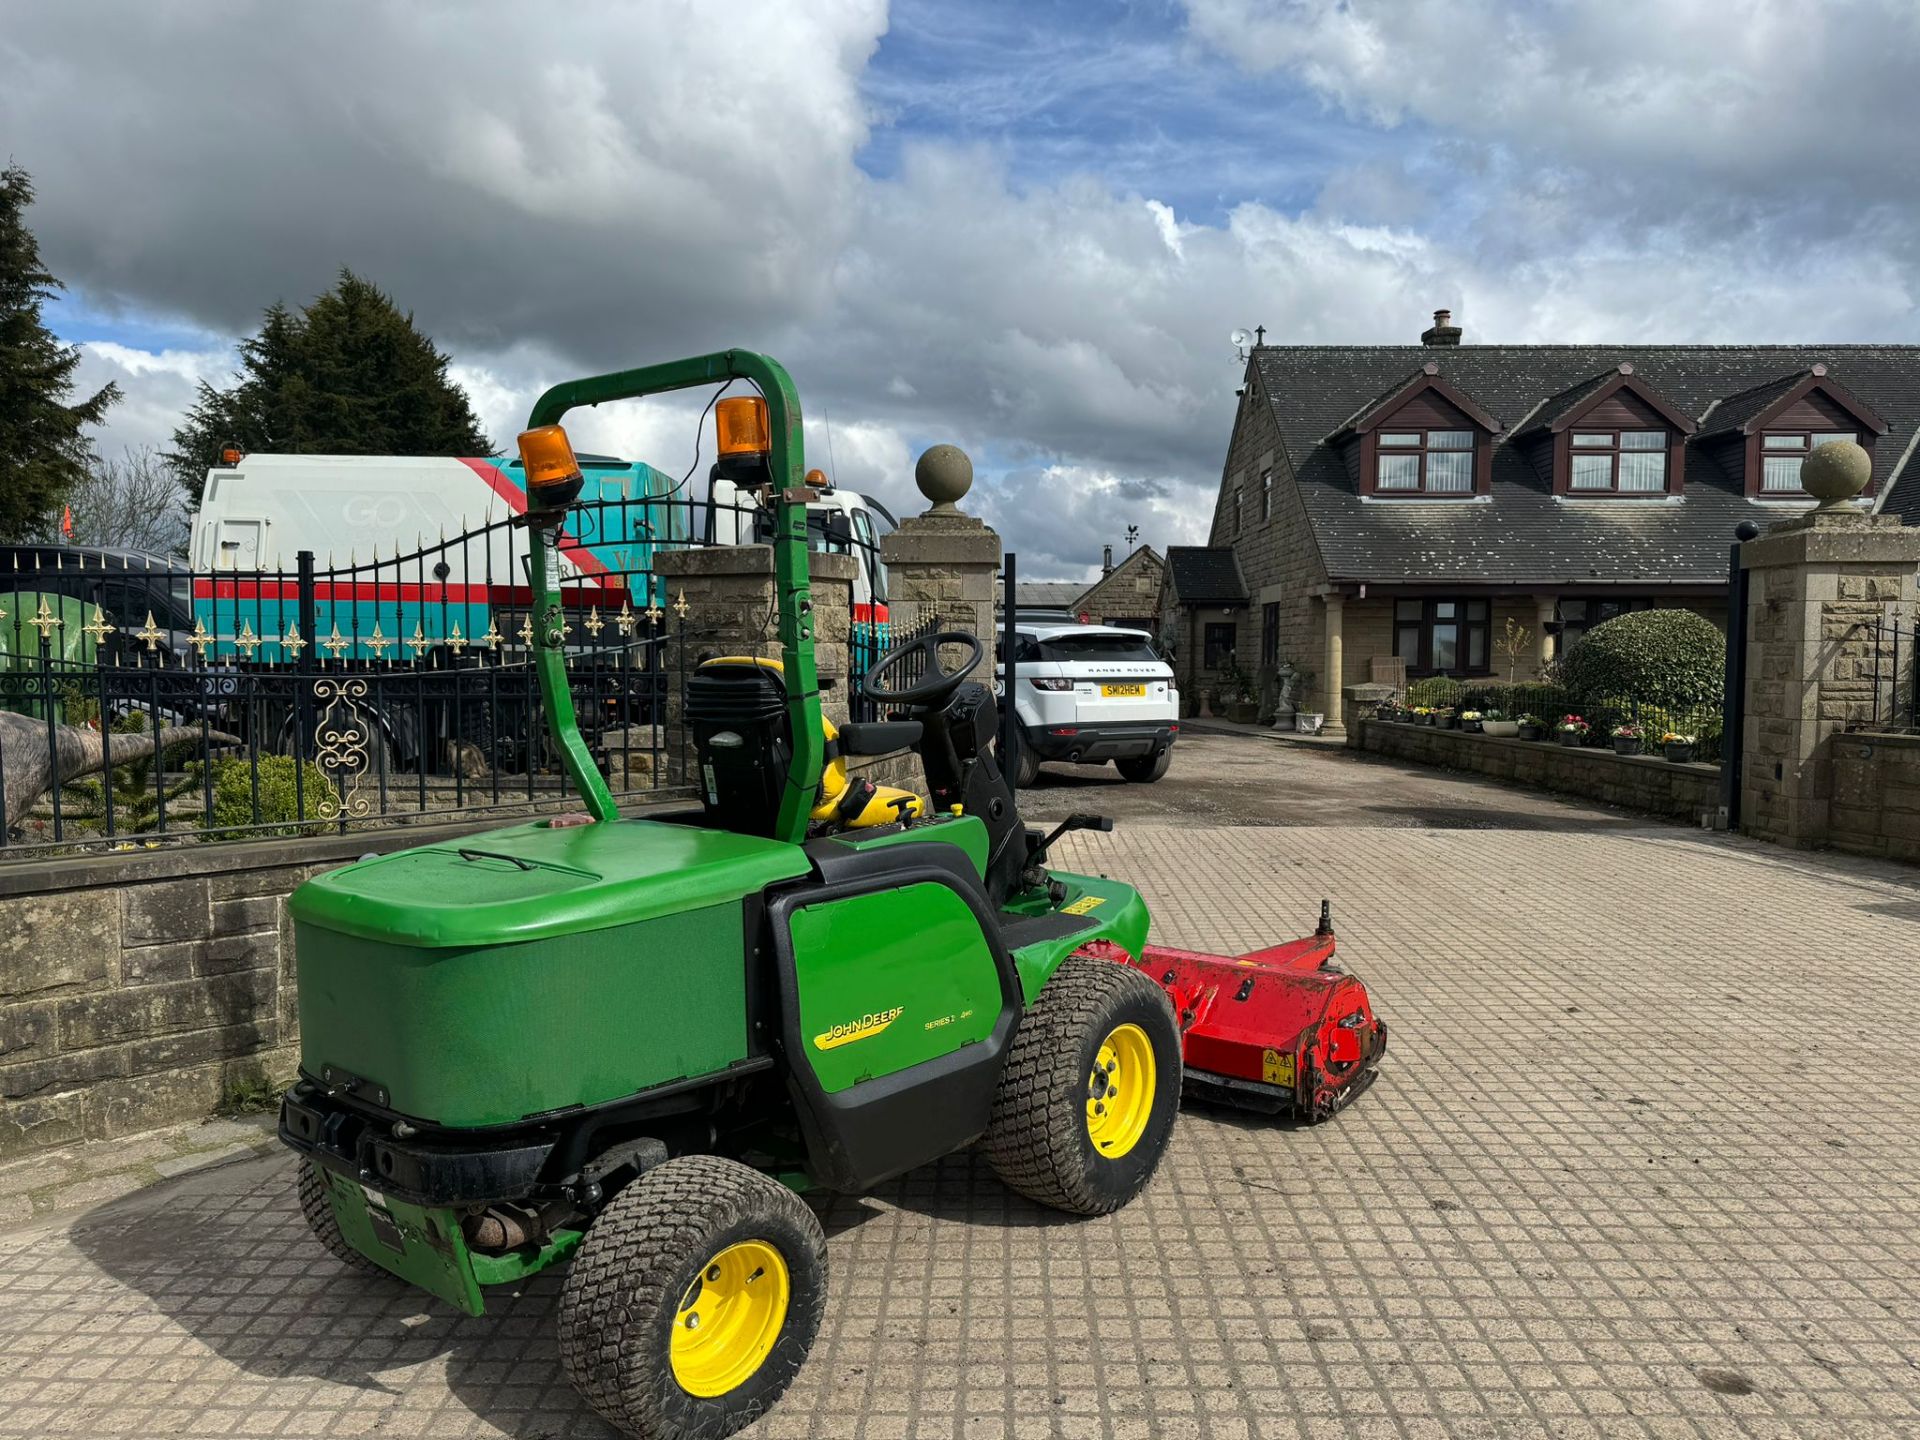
[
  {"x1": 1165, "y1": 546, "x2": 1248, "y2": 604},
  {"x1": 1253, "y1": 345, "x2": 1920, "y2": 586},
  {"x1": 1695, "y1": 371, "x2": 1812, "y2": 440},
  {"x1": 1015, "y1": 581, "x2": 1086, "y2": 608}
]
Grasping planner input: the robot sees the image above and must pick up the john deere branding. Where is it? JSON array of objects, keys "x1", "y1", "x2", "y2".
[{"x1": 813, "y1": 1006, "x2": 905, "y2": 1051}]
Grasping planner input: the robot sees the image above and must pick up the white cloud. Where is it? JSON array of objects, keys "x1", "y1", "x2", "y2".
[
  {"x1": 73, "y1": 341, "x2": 234, "y2": 459},
  {"x1": 15, "y1": 1, "x2": 1920, "y2": 579}
]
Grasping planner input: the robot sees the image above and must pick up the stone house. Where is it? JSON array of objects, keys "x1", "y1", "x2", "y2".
[
  {"x1": 1155, "y1": 546, "x2": 1250, "y2": 704},
  {"x1": 1074, "y1": 544, "x2": 1163, "y2": 630},
  {"x1": 1013, "y1": 546, "x2": 1165, "y2": 630},
  {"x1": 1208, "y1": 312, "x2": 1920, "y2": 736}
]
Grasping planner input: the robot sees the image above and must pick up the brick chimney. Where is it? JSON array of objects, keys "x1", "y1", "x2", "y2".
[
  {"x1": 1421, "y1": 308, "x2": 1462, "y2": 346},
  {"x1": 1101, "y1": 543, "x2": 1113, "y2": 576}
]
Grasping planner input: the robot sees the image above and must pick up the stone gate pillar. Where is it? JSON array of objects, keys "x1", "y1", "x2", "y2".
[
  {"x1": 1738, "y1": 444, "x2": 1920, "y2": 847},
  {"x1": 878, "y1": 445, "x2": 1003, "y2": 682},
  {"x1": 652, "y1": 545, "x2": 857, "y2": 775}
]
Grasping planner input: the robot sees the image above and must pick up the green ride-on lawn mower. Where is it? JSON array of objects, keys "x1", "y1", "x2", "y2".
[{"x1": 279, "y1": 350, "x2": 1386, "y2": 1440}]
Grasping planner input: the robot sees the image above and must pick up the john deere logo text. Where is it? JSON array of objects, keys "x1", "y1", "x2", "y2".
[{"x1": 813, "y1": 1007, "x2": 904, "y2": 1051}]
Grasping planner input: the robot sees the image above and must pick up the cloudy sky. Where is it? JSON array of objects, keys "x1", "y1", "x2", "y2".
[{"x1": 7, "y1": 0, "x2": 1918, "y2": 578}]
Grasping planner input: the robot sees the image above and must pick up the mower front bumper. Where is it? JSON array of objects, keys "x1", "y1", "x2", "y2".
[
  {"x1": 280, "y1": 1079, "x2": 554, "y2": 1208},
  {"x1": 1024, "y1": 720, "x2": 1176, "y2": 763},
  {"x1": 308, "y1": 1162, "x2": 489, "y2": 1315}
]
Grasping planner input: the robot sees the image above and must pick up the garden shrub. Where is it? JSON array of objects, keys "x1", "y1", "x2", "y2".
[
  {"x1": 1559, "y1": 609, "x2": 1724, "y2": 712},
  {"x1": 1406, "y1": 676, "x2": 1463, "y2": 708},
  {"x1": 200, "y1": 755, "x2": 335, "y2": 838}
]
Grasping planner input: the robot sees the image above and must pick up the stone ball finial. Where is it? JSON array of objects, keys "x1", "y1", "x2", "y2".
[
  {"x1": 1801, "y1": 439, "x2": 1872, "y2": 511},
  {"x1": 915, "y1": 443, "x2": 973, "y2": 514}
]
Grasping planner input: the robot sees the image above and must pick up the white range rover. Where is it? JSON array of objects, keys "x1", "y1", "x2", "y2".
[{"x1": 1000, "y1": 622, "x2": 1180, "y2": 786}]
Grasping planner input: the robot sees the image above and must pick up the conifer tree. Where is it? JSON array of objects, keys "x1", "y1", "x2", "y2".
[
  {"x1": 171, "y1": 269, "x2": 491, "y2": 502},
  {"x1": 0, "y1": 166, "x2": 119, "y2": 541}
]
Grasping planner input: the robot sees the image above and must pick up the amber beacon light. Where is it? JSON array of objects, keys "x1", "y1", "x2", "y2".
[
  {"x1": 715, "y1": 396, "x2": 770, "y2": 457},
  {"x1": 516, "y1": 424, "x2": 586, "y2": 510}
]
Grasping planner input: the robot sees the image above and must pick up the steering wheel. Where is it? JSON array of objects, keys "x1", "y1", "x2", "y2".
[{"x1": 861, "y1": 629, "x2": 984, "y2": 706}]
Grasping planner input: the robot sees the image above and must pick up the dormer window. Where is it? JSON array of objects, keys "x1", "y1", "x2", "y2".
[
  {"x1": 1519, "y1": 366, "x2": 1693, "y2": 498},
  {"x1": 1569, "y1": 430, "x2": 1668, "y2": 493},
  {"x1": 1700, "y1": 365, "x2": 1888, "y2": 499},
  {"x1": 1332, "y1": 364, "x2": 1500, "y2": 499},
  {"x1": 1376, "y1": 430, "x2": 1474, "y2": 493},
  {"x1": 1760, "y1": 430, "x2": 1858, "y2": 494}
]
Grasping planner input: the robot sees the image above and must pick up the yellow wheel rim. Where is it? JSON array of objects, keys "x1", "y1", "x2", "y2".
[
  {"x1": 1086, "y1": 1022, "x2": 1156, "y2": 1159},
  {"x1": 669, "y1": 1239, "x2": 791, "y2": 1398}
]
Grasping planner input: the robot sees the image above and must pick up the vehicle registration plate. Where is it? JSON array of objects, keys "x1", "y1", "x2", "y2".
[{"x1": 1100, "y1": 683, "x2": 1146, "y2": 698}]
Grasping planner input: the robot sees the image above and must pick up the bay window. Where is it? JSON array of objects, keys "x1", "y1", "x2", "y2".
[{"x1": 1393, "y1": 598, "x2": 1490, "y2": 675}]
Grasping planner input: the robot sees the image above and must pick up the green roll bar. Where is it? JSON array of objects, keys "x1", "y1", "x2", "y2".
[{"x1": 522, "y1": 350, "x2": 822, "y2": 844}]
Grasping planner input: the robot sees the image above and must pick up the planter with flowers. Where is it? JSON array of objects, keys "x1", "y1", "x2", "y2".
[
  {"x1": 1435, "y1": 707, "x2": 1459, "y2": 730},
  {"x1": 1661, "y1": 731, "x2": 1697, "y2": 764},
  {"x1": 1517, "y1": 713, "x2": 1546, "y2": 741},
  {"x1": 1480, "y1": 709, "x2": 1521, "y2": 738},
  {"x1": 1458, "y1": 709, "x2": 1484, "y2": 733},
  {"x1": 1555, "y1": 714, "x2": 1589, "y2": 748},
  {"x1": 1611, "y1": 721, "x2": 1645, "y2": 757},
  {"x1": 1411, "y1": 706, "x2": 1436, "y2": 726}
]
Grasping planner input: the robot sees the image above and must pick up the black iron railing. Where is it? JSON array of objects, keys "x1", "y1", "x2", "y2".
[
  {"x1": 1866, "y1": 615, "x2": 1919, "y2": 734},
  {"x1": 0, "y1": 493, "x2": 892, "y2": 856}
]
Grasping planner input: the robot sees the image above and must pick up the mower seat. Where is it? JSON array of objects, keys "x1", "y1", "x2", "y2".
[
  {"x1": 687, "y1": 656, "x2": 926, "y2": 837},
  {"x1": 818, "y1": 715, "x2": 925, "y2": 830}
]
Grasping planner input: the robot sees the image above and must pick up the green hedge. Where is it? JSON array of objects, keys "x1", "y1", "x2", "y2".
[
  {"x1": 201, "y1": 755, "x2": 336, "y2": 838},
  {"x1": 1558, "y1": 609, "x2": 1724, "y2": 711}
]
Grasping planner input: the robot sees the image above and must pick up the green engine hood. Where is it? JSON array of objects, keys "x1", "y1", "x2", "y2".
[{"x1": 290, "y1": 817, "x2": 811, "y2": 948}]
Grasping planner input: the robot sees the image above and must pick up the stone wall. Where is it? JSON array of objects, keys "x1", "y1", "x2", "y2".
[
  {"x1": 0, "y1": 802, "x2": 676, "y2": 1160},
  {"x1": 1359, "y1": 718, "x2": 1721, "y2": 823},
  {"x1": 1827, "y1": 733, "x2": 1920, "y2": 863}
]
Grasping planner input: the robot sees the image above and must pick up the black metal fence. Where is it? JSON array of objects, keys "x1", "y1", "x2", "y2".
[
  {"x1": 1866, "y1": 615, "x2": 1918, "y2": 734},
  {"x1": 0, "y1": 492, "x2": 892, "y2": 856}
]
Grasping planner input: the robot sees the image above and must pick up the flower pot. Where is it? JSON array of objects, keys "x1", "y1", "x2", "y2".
[
  {"x1": 1517, "y1": 724, "x2": 1543, "y2": 742},
  {"x1": 1419, "y1": 714, "x2": 1436, "y2": 726},
  {"x1": 1664, "y1": 743, "x2": 1695, "y2": 764},
  {"x1": 1612, "y1": 737, "x2": 1643, "y2": 757},
  {"x1": 1294, "y1": 712, "x2": 1325, "y2": 734},
  {"x1": 1558, "y1": 730, "x2": 1585, "y2": 747},
  {"x1": 1481, "y1": 720, "x2": 1520, "y2": 738},
  {"x1": 1227, "y1": 700, "x2": 1259, "y2": 724},
  {"x1": 1460, "y1": 719, "x2": 1483, "y2": 733},
  {"x1": 1437, "y1": 715, "x2": 1459, "y2": 730}
]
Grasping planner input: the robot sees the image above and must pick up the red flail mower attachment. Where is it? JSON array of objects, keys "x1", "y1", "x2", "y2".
[{"x1": 1087, "y1": 902, "x2": 1386, "y2": 1120}]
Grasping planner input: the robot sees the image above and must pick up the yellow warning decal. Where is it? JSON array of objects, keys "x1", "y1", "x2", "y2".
[
  {"x1": 813, "y1": 1007, "x2": 904, "y2": 1051},
  {"x1": 1262, "y1": 1048, "x2": 1296, "y2": 1087},
  {"x1": 1061, "y1": 895, "x2": 1106, "y2": 915}
]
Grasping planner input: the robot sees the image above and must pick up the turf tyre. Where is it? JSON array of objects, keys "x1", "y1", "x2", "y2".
[
  {"x1": 983, "y1": 953, "x2": 1181, "y2": 1215},
  {"x1": 296, "y1": 1162, "x2": 391, "y2": 1278},
  {"x1": 1115, "y1": 749, "x2": 1171, "y2": 783},
  {"x1": 558, "y1": 1155, "x2": 827, "y2": 1440}
]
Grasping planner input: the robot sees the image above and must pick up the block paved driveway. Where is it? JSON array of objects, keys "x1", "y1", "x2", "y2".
[{"x1": 2, "y1": 737, "x2": 1918, "y2": 1439}]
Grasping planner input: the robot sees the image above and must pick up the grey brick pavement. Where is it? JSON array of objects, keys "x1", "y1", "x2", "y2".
[{"x1": 0, "y1": 818, "x2": 1916, "y2": 1439}]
